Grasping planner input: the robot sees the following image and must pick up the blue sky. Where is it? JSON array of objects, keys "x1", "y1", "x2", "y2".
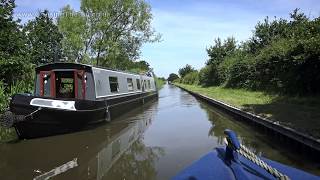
[{"x1": 15, "y1": 0, "x2": 320, "y2": 77}]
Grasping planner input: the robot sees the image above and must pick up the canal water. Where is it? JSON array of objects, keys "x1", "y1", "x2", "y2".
[{"x1": 0, "y1": 84, "x2": 319, "y2": 180}]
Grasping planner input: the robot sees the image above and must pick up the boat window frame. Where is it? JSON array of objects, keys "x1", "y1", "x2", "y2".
[
  {"x1": 127, "y1": 78, "x2": 134, "y2": 92},
  {"x1": 74, "y1": 70, "x2": 86, "y2": 99},
  {"x1": 39, "y1": 71, "x2": 56, "y2": 97},
  {"x1": 109, "y1": 76, "x2": 119, "y2": 93}
]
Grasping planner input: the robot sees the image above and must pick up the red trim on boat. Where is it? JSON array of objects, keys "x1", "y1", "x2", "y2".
[
  {"x1": 74, "y1": 71, "x2": 78, "y2": 98},
  {"x1": 39, "y1": 71, "x2": 44, "y2": 96},
  {"x1": 50, "y1": 71, "x2": 56, "y2": 98}
]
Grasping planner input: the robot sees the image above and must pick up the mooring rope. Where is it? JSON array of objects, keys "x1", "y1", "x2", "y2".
[
  {"x1": 25, "y1": 107, "x2": 42, "y2": 119},
  {"x1": 224, "y1": 138, "x2": 290, "y2": 180}
]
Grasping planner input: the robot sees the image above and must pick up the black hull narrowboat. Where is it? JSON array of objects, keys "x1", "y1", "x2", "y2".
[{"x1": 0, "y1": 63, "x2": 158, "y2": 139}]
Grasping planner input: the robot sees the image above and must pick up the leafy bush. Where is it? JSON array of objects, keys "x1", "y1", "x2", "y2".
[
  {"x1": 225, "y1": 56, "x2": 256, "y2": 89},
  {"x1": 0, "y1": 80, "x2": 34, "y2": 113},
  {"x1": 178, "y1": 64, "x2": 196, "y2": 78},
  {"x1": 179, "y1": 9, "x2": 320, "y2": 95},
  {"x1": 0, "y1": 81, "x2": 8, "y2": 113},
  {"x1": 199, "y1": 64, "x2": 221, "y2": 86},
  {"x1": 181, "y1": 71, "x2": 199, "y2": 85},
  {"x1": 168, "y1": 73, "x2": 179, "y2": 82}
]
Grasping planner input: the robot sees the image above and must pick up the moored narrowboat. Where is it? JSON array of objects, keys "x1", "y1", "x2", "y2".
[{"x1": 0, "y1": 63, "x2": 158, "y2": 139}]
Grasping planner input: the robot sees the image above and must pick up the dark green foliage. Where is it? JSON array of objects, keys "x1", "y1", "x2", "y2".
[
  {"x1": 0, "y1": 0, "x2": 25, "y2": 56},
  {"x1": 0, "y1": 55, "x2": 34, "y2": 88},
  {"x1": 178, "y1": 64, "x2": 196, "y2": 78},
  {"x1": 0, "y1": 0, "x2": 32, "y2": 87},
  {"x1": 200, "y1": 37, "x2": 237, "y2": 86},
  {"x1": 24, "y1": 10, "x2": 63, "y2": 64},
  {"x1": 168, "y1": 73, "x2": 179, "y2": 82},
  {"x1": 179, "y1": 9, "x2": 320, "y2": 95},
  {"x1": 225, "y1": 55, "x2": 255, "y2": 89},
  {"x1": 206, "y1": 37, "x2": 236, "y2": 65},
  {"x1": 199, "y1": 64, "x2": 220, "y2": 86},
  {"x1": 181, "y1": 71, "x2": 199, "y2": 85}
]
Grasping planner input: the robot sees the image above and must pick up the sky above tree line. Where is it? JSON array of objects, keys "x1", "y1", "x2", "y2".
[{"x1": 15, "y1": 0, "x2": 320, "y2": 77}]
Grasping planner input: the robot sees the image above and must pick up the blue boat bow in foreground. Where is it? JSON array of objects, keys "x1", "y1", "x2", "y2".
[{"x1": 172, "y1": 129, "x2": 319, "y2": 180}]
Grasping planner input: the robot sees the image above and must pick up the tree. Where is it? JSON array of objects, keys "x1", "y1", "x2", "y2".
[
  {"x1": 0, "y1": 0, "x2": 32, "y2": 87},
  {"x1": 58, "y1": 0, "x2": 160, "y2": 66},
  {"x1": 206, "y1": 37, "x2": 236, "y2": 65},
  {"x1": 167, "y1": 73, "x2": 179, "y2": 82},
  {"x1": 178, "y1": 64, "x2": 195, "y2": 78},
  {"x1": 25, "y1": 10, "x2": 63, "y2": 64},
  {"x1": 57, "y1": 5, "x2": 88, "y2": 63}
]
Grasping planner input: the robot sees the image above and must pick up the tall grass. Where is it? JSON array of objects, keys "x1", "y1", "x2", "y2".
[{"x1": 156, "y1": 78, "x2": 166, "y2": 89}]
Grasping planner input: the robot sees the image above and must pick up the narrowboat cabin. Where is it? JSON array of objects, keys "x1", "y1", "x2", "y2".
[{"x1": 1, "y1": 63, "x2": 158, "y2": 139}]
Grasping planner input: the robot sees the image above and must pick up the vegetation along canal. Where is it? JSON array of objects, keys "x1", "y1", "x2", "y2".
[{"x1": 0, "y1": 84, "x2": 319, "y2": 179}]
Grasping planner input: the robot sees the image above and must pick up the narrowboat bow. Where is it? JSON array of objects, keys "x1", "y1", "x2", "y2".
[
  {"x1": 0, "y1": 63, "x2": 158, "y2": 139},
  {"x1": 172, "y1": 129, "x2": 319, "y2": 180}
]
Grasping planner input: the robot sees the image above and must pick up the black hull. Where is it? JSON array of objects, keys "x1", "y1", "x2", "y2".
[{"x1": 9, "y1": 92, "x2": 158, "y2": 139}]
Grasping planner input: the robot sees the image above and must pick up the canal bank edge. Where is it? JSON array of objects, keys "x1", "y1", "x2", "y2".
[{"x1": 172, "y1": 83, "x2": 320, "y2": 154}]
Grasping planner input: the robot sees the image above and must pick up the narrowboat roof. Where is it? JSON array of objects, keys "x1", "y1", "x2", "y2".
[
  {"x1": 36, "y1": 62, "x2": 92, "y2": 72},
  {"x1": 36, "y1": 62, "x2": 152, "y2": 77}
]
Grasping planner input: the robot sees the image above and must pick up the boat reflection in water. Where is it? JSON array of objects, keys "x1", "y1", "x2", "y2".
[{"x1": 0, "y1": 100, "x2": 164, "y2": 180}]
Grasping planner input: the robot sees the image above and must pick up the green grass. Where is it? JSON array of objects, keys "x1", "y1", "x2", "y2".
[
  {"x1": 0, "y1": 127, "x2": 17, "y2": 142},
  {"x1": 175, "y1": 83, "x2": 320, "y2": 139},
  {"x1": 156, "y1": 78, "x2": 166, "y2": 89}
]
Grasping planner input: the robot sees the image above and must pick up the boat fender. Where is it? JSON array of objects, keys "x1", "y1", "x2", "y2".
[
  {"x1": 0, "y1": 107, "x2": 42, "y2": 128},
  {"x1": 0, "y1": 111, "x2": 24, "y2": 128},
  {"x1": 105, "y1": 106, "x2": 111, "y2": 122}
]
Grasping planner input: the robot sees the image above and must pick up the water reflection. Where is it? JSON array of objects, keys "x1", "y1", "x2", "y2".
[
  {"x1": 0, "y1": 100, "x2": 162, "y2": 180},
  {"x1": 104, "y1": 140, "x2": 165, "y2": 180}
]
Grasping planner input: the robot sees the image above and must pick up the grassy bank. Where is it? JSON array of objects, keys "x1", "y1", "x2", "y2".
[
  {"x1": 156, "y1": 78, "x2": 166, "y2": 89},
  {"x1": 175, "y1": 83, "x2": 320, "y2": 139}
]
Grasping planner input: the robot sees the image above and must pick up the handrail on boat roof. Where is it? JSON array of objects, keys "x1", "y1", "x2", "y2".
[{"x1": 35, "y1": 62, "x2": 154, "y2": 77}]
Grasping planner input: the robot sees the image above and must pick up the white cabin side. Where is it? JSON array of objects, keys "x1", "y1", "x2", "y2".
[{"x1": 92, "y1": 67, "x2": 156, "y2": 99}]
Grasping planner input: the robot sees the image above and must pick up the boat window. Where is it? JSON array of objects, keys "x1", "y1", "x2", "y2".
[
  {"x1": 136, "y1": 79, "x2": 141, "y2": 90},
  {"x1": 142, "y1": 80, "x2": 145, "y2": 91},
  {"x1": 148, "y1": 80, "x2": 151, "y2": 89},
  {"x1": 127, "y1": 78, "x2": 134, "y2": 91},
  {"x1": 144, "y1": 80, "x2": 147, "y2": 90},
  {"x1": 109, "y1": 76, "x2": 119, "y2": 93},
  {"x1": 55, "y1": 71, "x2": 75, "y2": 98}
]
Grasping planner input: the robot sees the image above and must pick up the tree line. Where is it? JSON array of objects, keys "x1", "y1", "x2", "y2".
[
  {"x1": 174, "y1": 9, "x2": 320, "y2": 95},
  {"x1": 0, "y1": 0, "x2": 159, "y2": 112}
]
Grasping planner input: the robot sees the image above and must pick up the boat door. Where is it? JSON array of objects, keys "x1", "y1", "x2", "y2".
[{"x1": 39, "y1": 70, "x2": 86, "y2": 99}]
